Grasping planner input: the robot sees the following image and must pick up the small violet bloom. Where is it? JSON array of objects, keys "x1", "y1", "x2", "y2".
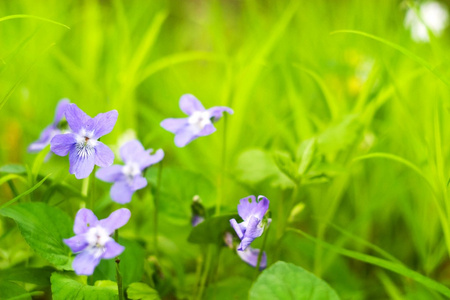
[
  {"x1": 96, "y1": 140, "x2": 164, "y2": 204},
  {"x1": 237, "y1": 246, "x2": 267, "y2": 270},
  {"x1": 64, "y1": 208, "x2": 131, "y2": 275},
  {"x1": 230, "y1": 195, "x2": 270, "y2": 251},
  {"x1": 28, "y1": 99, "x2": 71, "y2": 153},
  {"x1": 160, "y1": 94, "x2": 233, "y2": 147},
  {"x1": 50, "y1": 103, "x2": 118, "y2": 179}
]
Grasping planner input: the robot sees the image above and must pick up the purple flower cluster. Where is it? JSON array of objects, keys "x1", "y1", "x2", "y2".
[
  {"x1": 28, "y1": 99, "x2": 71, "y2": 153},
  {"x1": 28, "y1": 94, "x2": 241, "y2": 276},
  {"x1": 50, "y1": 103, "x2": 118, "y2": 179},
  {"x1": 161, "y1": 94, "x2": 233, "y2": 147},
  {"x1": 230, "y1": 195, "x2": 270, "y2": 269},
  {"x1": 96, "y1": 140, "x2": 164, "y2": 204},
  {"x1": 64, "y1": 208, "x2": 130, "y2": 275}
]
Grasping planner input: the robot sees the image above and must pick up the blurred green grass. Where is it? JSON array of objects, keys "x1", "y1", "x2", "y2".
[{"x1": 1, "y1": 0, "x2": 450, "y2": 299}]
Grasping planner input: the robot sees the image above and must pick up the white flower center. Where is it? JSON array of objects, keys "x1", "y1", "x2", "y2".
[
  {"x1": 75, "y1": 128, "x2": 98, "y2": 158},
  {"x1": 188, "y1": 111, "x2": 211, "y2": 132},
  {"x1": 85, "y1": 226, "x2": 111, "y2": 258},
  {"x1": 122, "y1": 162, "x2": 141, "y2": 182}
]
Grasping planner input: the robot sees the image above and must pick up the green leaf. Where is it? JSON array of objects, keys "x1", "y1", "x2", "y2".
[
  {"x1": 51, "y1": 272, "x2": 118, "y2": 300},
  {"x1": 0, "y1": 14, "x2": 70, "y2": 29},
  {"x1": 188, "y1": 214, "x2": 238, "y2": 244},
  {"x1": 0, "y1": 174, "x2": 27, "y2": 187},
  {"x1": 298, "y1": 138, "x2": 317, "y2": 176},
  {"x1": 0, "y1": 281, "x2": 31, "y2": 300},
  {"x1": 0, "y1": 174, "x2": 51, "y2": 209},
  {"x1": 93, "y1": 238, "x2": 145, "y2": 287},
  {"x1": 235, "y1": 149, "x2": 295, "y2": 189},
  {"x1": 0, "y1": 164, "x2": 26, "y2": 174},
  {"x1": 0, "y1": 202, "x2": 73, "y2": 269},
  {"x1": 273, "y1": 150, "x2": 299, "y2": 183},
  {"x1": 249, "y1": 261, "x2": 340, "y2": 300},
  {"x1": 146, "y1": 167, "x2": 216, "y2": 225},
  {"x1": 0, "y1": 266, "x2": 54, "y2": 286},
  {"x1": 288, "y1": 228, "x2": 450, "y2": 298},
  {"x1": 127, "y1": 282, "x2": 160, "y2": 300}
]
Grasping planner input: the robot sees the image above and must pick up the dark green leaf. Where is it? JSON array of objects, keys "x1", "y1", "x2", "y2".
[
  {"x1": 249, "y1": 261, "x2": 340, "y2": 300},
  {"x1": 188, "y1": 214, "x2": 238, "y2": 244},
  {"x1": 93, "y1": 238, "x2": 145, "y2": 287},
  {"x1": 0, "y1": 281, "x2": 31, "y2": 300},
  {"x1": 127, "y1": 282, "x2": 160, "y2": 300},
  {"x1": 51, "y1": 272, "x2": 118, "y2": 300},
  {"x1": 0, "y1": 266, "x2": 54, "y2": 286},
  {"x1": 0, "y1": 202, "x2": 73, "y2": 269}
]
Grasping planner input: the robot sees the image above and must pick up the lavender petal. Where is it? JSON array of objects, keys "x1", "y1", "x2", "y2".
[
  {"x1": 85, "y1": 110, "x2": 118, "y2": 139},
  {"x1": 230, "y1": 218, "x2": 244, "y2": 239},
  {"x1": 174, "y1": 127, "x2": 196, "y2": 147},
  {"x1": 254, "y1": 196, "x2": 270, "y2": 220},
  {"x1": 237, "y1": 195, "x2": 257, "y2": 220},
  {"x1": 130, "y1": 175, "x2": 147, "y2": 191},
  {"x1": 50, "y1": 133, "x2": 76, "y2": 156},
  {"x1": 140, "y1": 149, "x2": 164, "y2": 169},
  {"x1": 69, "y1": 148, "x2": 95, "y2": 179},
  {"x1": 110, "y1": 181, "x2": 134, "y2": 204},
  {"x1": 96, "y1": 165, "x2": 124, "y2": 183},
  {"x1": 237, "y1": 247, "x2": 267, "y2": 269},
  {"x1": 65, "y1": 103, "x2": 91, "y2": 133},
  {"x1": 94, "y1": 142, "x2": 115, "y2": 168},
  {"x1": 207, "y1": 106, "x2": 234, "y2": 121},
  {"x1": 28, "y1": 126, "x2": 56, "y2": 153},
  {"x1": 102, "y1": 240, "x2": 125, "y2": 259},
  {"x1": 72, "y1": 251, "x2": 101, "y2": 276},
  {"x1": 63, "y1": 235, "x2": 88, "y2": 253},
  {"x1": 119, "y1": 139, "x2": 145, "y2": 163},
  {"x1": 73, "y1": 208, "x2": 99, "y2": 234},
  {"x1": 99, "y1": 208, "x2": 131, "y2": 234},
  {"x1": 238, "y1": 216, "x2": 264, "y2": 251},
  {"x1": 179, "y1": 94, "x2": 205, "y2": 115},
  {"x1": 197, "y1": 123, "x2": 216, "y2": 137},
  {"x1": 53, "y1": 98, "x2": 71, "y2": 124},
  {"x1": 160, "y1": 118, "x2": 188, "y2": 133}
]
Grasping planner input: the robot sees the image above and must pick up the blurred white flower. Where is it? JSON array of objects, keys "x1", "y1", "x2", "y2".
[
  {"x1": 404, "y1": 1, "x2": 449, "y2": 42},
  {"x1": 114, "y1": 129, "x2": 137, "y2": 159}
]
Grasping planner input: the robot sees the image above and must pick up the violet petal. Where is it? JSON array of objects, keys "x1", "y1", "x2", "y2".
[
  {"x1": 69, "y1": 148, "x2": 95, "y2": 179},
  {"x1": 110, "y1": 181, "x2": 134, "y2": 204},
  {"x1": 179, "y1": 94, "x2": 205, "y2": 115},
  {"x1": 85, "y1": 110, "x2": 118, "y2": 139},
  {"x1": 63, "y1": 235, "x2": 88, "y2": 253},
  {"x1": 94, "y1": 142, "x2": 115, "y2": 167},
  {"x1": 72, "y1": 251, "x2": 101, "y2": 276},
  {"x1": 65, "y1": 104, "x2": 91, "y2": 133},
  {"x1": 74, "y1": 208, "x2": 99, "y2": 234},
  {"x1": 160, "y1": 118, "x2": 188, "y2": 133},
  {"x1": 96, "y1": 165, "x2": 124, "y2": 182},
  {"x1": 50, "y1": 133, "x2": 76, "y2": 156},
  {"x1": 102, "y1": 240, "x2": 125, "y2": 259},
  {"x1": 99, "y1": 208, "x2": 131, "y2": 235}
]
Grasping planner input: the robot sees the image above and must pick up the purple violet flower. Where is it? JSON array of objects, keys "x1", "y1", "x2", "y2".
[
  {"x1": 64, "y1": 208, "x2": 131, "y2": 275},
  {"x1": 28, "y1": 99, "x2": 71, "y2": 153},
  {"x1": 96, "y1": 140, "x2": 164, "y2": 204},
  {"x1": 50, "y1": 103, "x2": 118, "y2": 179},
  {"x1": 230, "y1": 195, "x2": 270, "y2": 251},
  {"x1": 160, "y1": 94, "x2": 233, "y2": 147},
  {"x1": 236, "y1": 246, "x2": 267, "y2": 270}
]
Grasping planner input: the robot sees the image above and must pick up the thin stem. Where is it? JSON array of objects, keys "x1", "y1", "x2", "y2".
[
  {"x1": 90, "y1": 166, "x2": 97, "y2": 210},
  {"x1": 81, "y1": 176, "x2": 89, "y2": 198},
  {"x1": 255, "y1": 225, "x2": 270, "y2": 278},
  {"x1": 215, "y1": 115, "x2": 228, "y2": 216},
  {"x1": 154, "y1": 161, "x2": 163, "y2": 254},
  {"x1": 7, "y1": 180, "x2": 19, "y2": 197},
  {"x1": 115, "y1": 229, "x2": 124, "y2": 300},
  {"x1": 197, "y1": 245, "x2": 213, "y2": 300}
]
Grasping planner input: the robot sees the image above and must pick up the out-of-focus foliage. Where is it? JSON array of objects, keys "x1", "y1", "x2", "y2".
[{"x1": 2, "y1": 0, "x2": 450, "y2": 299}]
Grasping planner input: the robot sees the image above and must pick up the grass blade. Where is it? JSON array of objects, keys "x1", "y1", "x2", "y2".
[
  {"x1": 0, "y1": 14, "x2": 70, "y2": 29},
  {"x1": 0, "y1": 174, "x2": 51, "y2": 210}
]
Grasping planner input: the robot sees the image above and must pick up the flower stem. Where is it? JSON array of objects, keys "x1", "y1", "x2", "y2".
[
  {"x1": 114, "y1": 229, "x2": 124, "y2": 300},
  {"x1": 197, "y1": 245, "x2": 213, "y2": 300},
  {"x1": 7, "y1": 181, "x2": 19, "y2": 197},
  {"x1": 153, "y1": 161, "x2": 163, "y2": 255},
  {"x1": 215, "y1": 115, "x2": 228, "y2": 216},
  {"x1": 255, "y1": 225, "x2": 270, "y2": 278}
]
